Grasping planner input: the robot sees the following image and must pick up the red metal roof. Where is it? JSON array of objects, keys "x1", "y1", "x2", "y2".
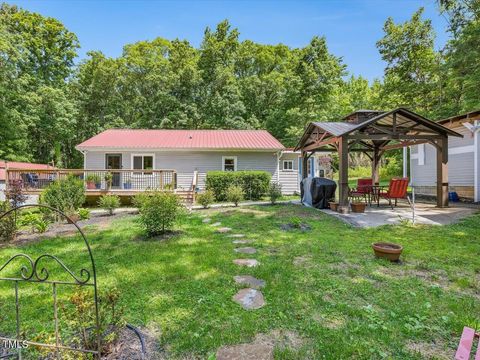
[
  {"x1": 76, "y1": 129, "x2": 285, "y2": 150},
  {"x1": 0, "y1": 161, "x2": 55, "y2": 181}
]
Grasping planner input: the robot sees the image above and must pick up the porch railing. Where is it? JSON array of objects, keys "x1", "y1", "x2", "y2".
[{"x1": 6, "y1": 169, "x2": 177, "y2": 193}]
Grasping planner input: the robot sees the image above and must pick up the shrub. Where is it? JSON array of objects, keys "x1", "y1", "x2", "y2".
[
  {"x1": 226, "y1": 185, "x2": 244, "y2": 206},
  {"x1": 78, "y1": 208, "x2": 91, "y2": 220},
  {"x1": 5, "y1": 179, "x2": 27, "y2": 208},
  {"x1": 196, "y1": 190, "x2": 215, "y2": 209},
  {"x1": 268, "y1": 182, "x2": 282, "y2": 204},
  {"x1": 98, "y1": 195, "x2": 120, "y2": 216},
  {"x1": 0, "y1": 201, "x2": 16, "y2": 242},
  {"x1": 41, "y1": 175, "x2": 85, "y2": 215},
  {"x1": 19, "y1": 212, "x2": 50, "y2": 233},
  {"x1": 138, "y1": 191, "x2": 183, "y2": 235},
  {"x1": 206, "y1": 170, "x2": 271, "y2": 201}
]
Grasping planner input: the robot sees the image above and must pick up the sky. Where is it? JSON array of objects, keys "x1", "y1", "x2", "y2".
[{"x1": 9, "y1": 0, "x2": 450, "y2": 82}]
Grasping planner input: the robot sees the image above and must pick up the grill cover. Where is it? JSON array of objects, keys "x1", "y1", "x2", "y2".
[{"x1": 301, "y1": 177, "x2": 337, "y2": 209}]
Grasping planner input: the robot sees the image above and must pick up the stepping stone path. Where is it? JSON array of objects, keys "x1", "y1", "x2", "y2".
[
  {"x1": 202, "y1": 218, "x2": 211, "y2": 223},
  {"x1": 232, "y1": 239, "x2": 252, "y2": 244},
  {"x1": 216, "y1": 227, "x2": 232, "y2": 233},
  {"x1": 233, "y1": 259, "x2": 260, "y2": 267},
  {"x1": 227, "y1": 234, "x2": 245, "y2": 238},
  {"x1": 234, "y1": 247, "x2": 257, "y2": 254},
  {"x1": 216, "y1": 342, "x2": 273, "y2": 360},
  {"x1": 232, "y1": 288, "x2": 265, "y2": 310},
  {"x1": 211, "y1": 222, "x2": 222, "y2": 227},
  {"x1": 234, "y1": 275, "x2": 265, "y2": 289}
]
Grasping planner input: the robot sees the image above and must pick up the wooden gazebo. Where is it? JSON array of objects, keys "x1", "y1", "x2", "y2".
[{"x1": 294, "y1": 108, "x2": 463, "y2": 209}]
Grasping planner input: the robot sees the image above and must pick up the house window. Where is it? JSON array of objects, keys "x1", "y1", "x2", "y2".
[
  {"x1": 222, "y1": 156, "x2": 237, "y2": 171},
  {"x1": 132, "y1": 154, "x2": 154, "y2": 175},
  {"x1": 283, "y1": 160, "x2": 294, "y2": 171}
]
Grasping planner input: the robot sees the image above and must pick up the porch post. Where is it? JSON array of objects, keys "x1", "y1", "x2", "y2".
[
  {"x1": 436, "y1": 136, "x2": 449, "y2": 207},
  {"x1": 302, "y1": 151, "x2": 308, "y2": 179},
  {"x1": 338, "y1": 136, "x2": 349, "y2": 210},
  {"x1": 372, "y1": 145, "x2": 380, "y2": 185}
]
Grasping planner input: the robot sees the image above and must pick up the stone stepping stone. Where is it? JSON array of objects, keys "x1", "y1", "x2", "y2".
[
  {"x1": 232, "y1": 239, "x2": 252, "y2": 244},
  {"x1": 216, "y1": 227, "x2": 232, "y2": 233},
  {"x1": 227, "y1": 234, "x2": 245, "y2": 238},
  {"x1": 202, "y1": 218, "x2": 211, "y2": 223},
  {"x1": 232, "y1": 288, "x2": 265, "y2": 310},
  {"x1": 233, "y1": 259, "x2": 260, "y2": 267},
  {"x1": 234, "y1": 247, "x2": 257, "y2": 254},
  {"x1": 234, "y1": 275, "x2": 266, "y2": 289},
  {"x1": 216, "y1": 342, "x2": 273, "y2": 360},
  {"x1": 211, "y1": 222, "x2": 222, "y2": 227}
]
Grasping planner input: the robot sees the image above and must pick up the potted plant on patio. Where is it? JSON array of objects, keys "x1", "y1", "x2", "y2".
[
  {"x1": 123, "y1": 179, "x2": 132, "y2": 190},
  {"x1": 372, "y1": 242, "x2": 403, "y2": 262},
  {"x1": 85, "y1": 174, "x2": 101, "y2": 190},
  {"x1": 351, "y1": 202, "x2": 366, "y2": 213},
  {"x1": 328, "y1": 201, "x2": 338, "y2": 212},
  {"x1": 104, "y1": 172, "x2": 113, "y2": 190}
]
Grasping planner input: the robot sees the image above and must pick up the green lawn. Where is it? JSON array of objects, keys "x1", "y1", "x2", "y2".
[{"x1": 1, "y1": 204, "x2": 480, "y2": 359}]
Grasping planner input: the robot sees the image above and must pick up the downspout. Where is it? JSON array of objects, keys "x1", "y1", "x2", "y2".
[{"x1": 276, "y1": 151, "x2": 281, "y2": 183}]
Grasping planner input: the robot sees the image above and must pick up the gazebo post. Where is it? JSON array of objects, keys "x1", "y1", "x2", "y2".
[
  {"x1": 372, "y1": 145, "x2": 380, "y2": 185},
  {"x1": 436, "y1": 136, "x2": 449, "y2": 207},
  {"x1": 302, "y1": 151, "x2": 308, "y2": 179},
  {"x1": 338, "y1": 136, "x2": 349, "y2": 211}
]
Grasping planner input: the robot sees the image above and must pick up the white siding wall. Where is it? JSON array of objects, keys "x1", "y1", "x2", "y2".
[
  {"x1": 84, "y1": 150, "x2": 280, "y2": 191},
  {"x1": 410, "y1": 125, "x2": 475, "y2": 187},
  {"x1": 278, "y1": 153, "x2": 300, "y2": 194}
]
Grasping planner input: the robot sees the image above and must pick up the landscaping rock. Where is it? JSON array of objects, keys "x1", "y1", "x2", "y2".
[
  {"x1": 233, "y1": 259, "x2": 260, "y2": 267},
  {"x1": 232, "y1": 239, "x2": 252, "y2": 244},
  {"x1": 234, "y1": 275, "x2": 265, "y2": 289},
  {"x1": 216, "y1": 227, "x2": 232, "y2": 233},
  {"x1": 234, "y1": 247, "x2": 257, "y2": 254},
  {"x1": 227, "y1": 234, "x2": 245, "y2": 238},
  {"x1": 232, "y1": 288, "x2": 265, "y2": 310},
  {"x1": 202, "y1": 218, "x2": 211, "y2": 223},
  {"x1": 211, "y1": 222, "x2": 222, "y2": 227}
]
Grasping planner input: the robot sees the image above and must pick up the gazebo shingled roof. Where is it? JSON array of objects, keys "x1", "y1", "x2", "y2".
[{"x1": 295, "y1": 107, "x2": 462, "y2": 210}]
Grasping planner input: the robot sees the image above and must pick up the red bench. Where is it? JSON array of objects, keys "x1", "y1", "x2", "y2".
[{"x1": 456, "y1": 327, "x2": 480, "y2": 360}]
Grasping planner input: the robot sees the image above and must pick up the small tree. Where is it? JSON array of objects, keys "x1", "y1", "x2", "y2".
[
  {"x1": 196, "y1": 190, "x2": 215, "y2": 209},
  {"x1": 98, "y1": 195, "x2": 120, "y2": 216},
  {"x1": 5, "y1": 180, "x2": 27, "y2": 208},
  {"x1": 226, "y1": 185, "x2": 244, "y2": 207},
  {"x1": 268, "y1": 182, "x2": 282, "y2": 204},
  {"x1": 41, "y1": 175, "x2": 85, "y2": 216},
  {"x1": 138, "y1": 191, "x2": 183, "y2": 236}
]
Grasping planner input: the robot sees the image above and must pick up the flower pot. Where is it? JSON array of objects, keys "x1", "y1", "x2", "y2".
[
  {"x1": 86, "y1": 181, "x2": 96, "y2": 190},
  {"x1": 123, "y1": 183, "x2": 132, "y2": 190},
  {"x1": 95, "y1": 183, "x2": 101, "y2": 189},
  {"x1": 351, "y1": 202, "x2": 366, "y2": 213},
  {"x1": 66, "y1": 213, "x2": 81, "y2": 224},
  {"x1": 372, "y1": 242, "x2": 403, "y2": 262},
  {"x1": 328, "y1": 202, "x2": 338, "y2": 211}
]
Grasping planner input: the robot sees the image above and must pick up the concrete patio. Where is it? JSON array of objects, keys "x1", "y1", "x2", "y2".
[{"x1": 320, "y1": 202, "x2": 478, "y2": 228}]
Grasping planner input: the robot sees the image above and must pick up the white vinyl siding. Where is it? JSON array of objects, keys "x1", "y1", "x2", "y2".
[{"x1": 279, "y1": 153, "x2": 300, "y2": 194}]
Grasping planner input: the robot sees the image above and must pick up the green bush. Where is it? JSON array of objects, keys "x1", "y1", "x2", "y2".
[
  {"x1": 226, "y1": 185, "x2": 244, "y2": 206},
  {"x1": 19, "y1": 212, "x2": 50, "y2": 233},
  {"x1": 196, "y1": 190, "x2": 215, "y2": 209},
  {"x1": 0, "y1": 201, "x2": 16, "y2": 242},
  {"x1": 206, "y1": 170, "x2": 271, "y2": 201},
  {"x1": 78, "y1": 208, "x2": 91, "y2": 220},
  {"x1": 268, "y1": 182, "x2": 282, "y2": 204},
  {"x1": 98, "y1": 195, "x2": 120, "y2": 216},
  {"x1": 40, "y1": 175, "x2": 85, "y2": 215},
  {"x1": 137, "y1": 191, "x2": 183, "y2": 236}
]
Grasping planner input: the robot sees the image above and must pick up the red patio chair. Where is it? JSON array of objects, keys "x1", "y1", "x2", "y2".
[
  {"x1": 455, "y1": 327, "x2": 479, "y2": 360},
  {"x1": 349, "y1": 178, "x2": 373, "y2": 204},
  {"x1": 378, "y1": 177, "x2": 409, "y2": 208}
]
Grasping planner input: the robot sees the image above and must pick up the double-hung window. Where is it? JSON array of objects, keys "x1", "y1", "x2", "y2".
[
  {"x1": 283, "y1": 160, "x2": 294, "y2": 171},
  {"x1": 222, "y1": 156, "x2": 237, "y2": 171},
  {"x1": 132, "y1": 154, "x2": 154, "y2": 175}
]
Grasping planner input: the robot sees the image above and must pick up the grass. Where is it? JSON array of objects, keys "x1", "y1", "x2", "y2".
[{"x1": 1, "y1": 204, "x2": 480, "y2": 359}]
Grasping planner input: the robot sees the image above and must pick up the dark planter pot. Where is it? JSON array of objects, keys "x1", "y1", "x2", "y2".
[
  {"x1": 95, "y1": 183, "x2": 101, "y2": 189},
  {"x1": 351, "y1": 202, "x2": 366, "y2": 213},
  {"x1": 372, "y1": 242, "x2": 403, "y2": 262},
  {"x1": 123, "y1": 183, "x2": 132, "y2": 189},
  {"x1": 328, "y1": 202, "x2": 338, "y2": 212}
]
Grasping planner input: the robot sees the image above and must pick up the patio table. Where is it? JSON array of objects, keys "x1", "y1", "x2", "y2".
[{"x1": 370, "y1": 185, "x2": 388, "y2": 207}]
